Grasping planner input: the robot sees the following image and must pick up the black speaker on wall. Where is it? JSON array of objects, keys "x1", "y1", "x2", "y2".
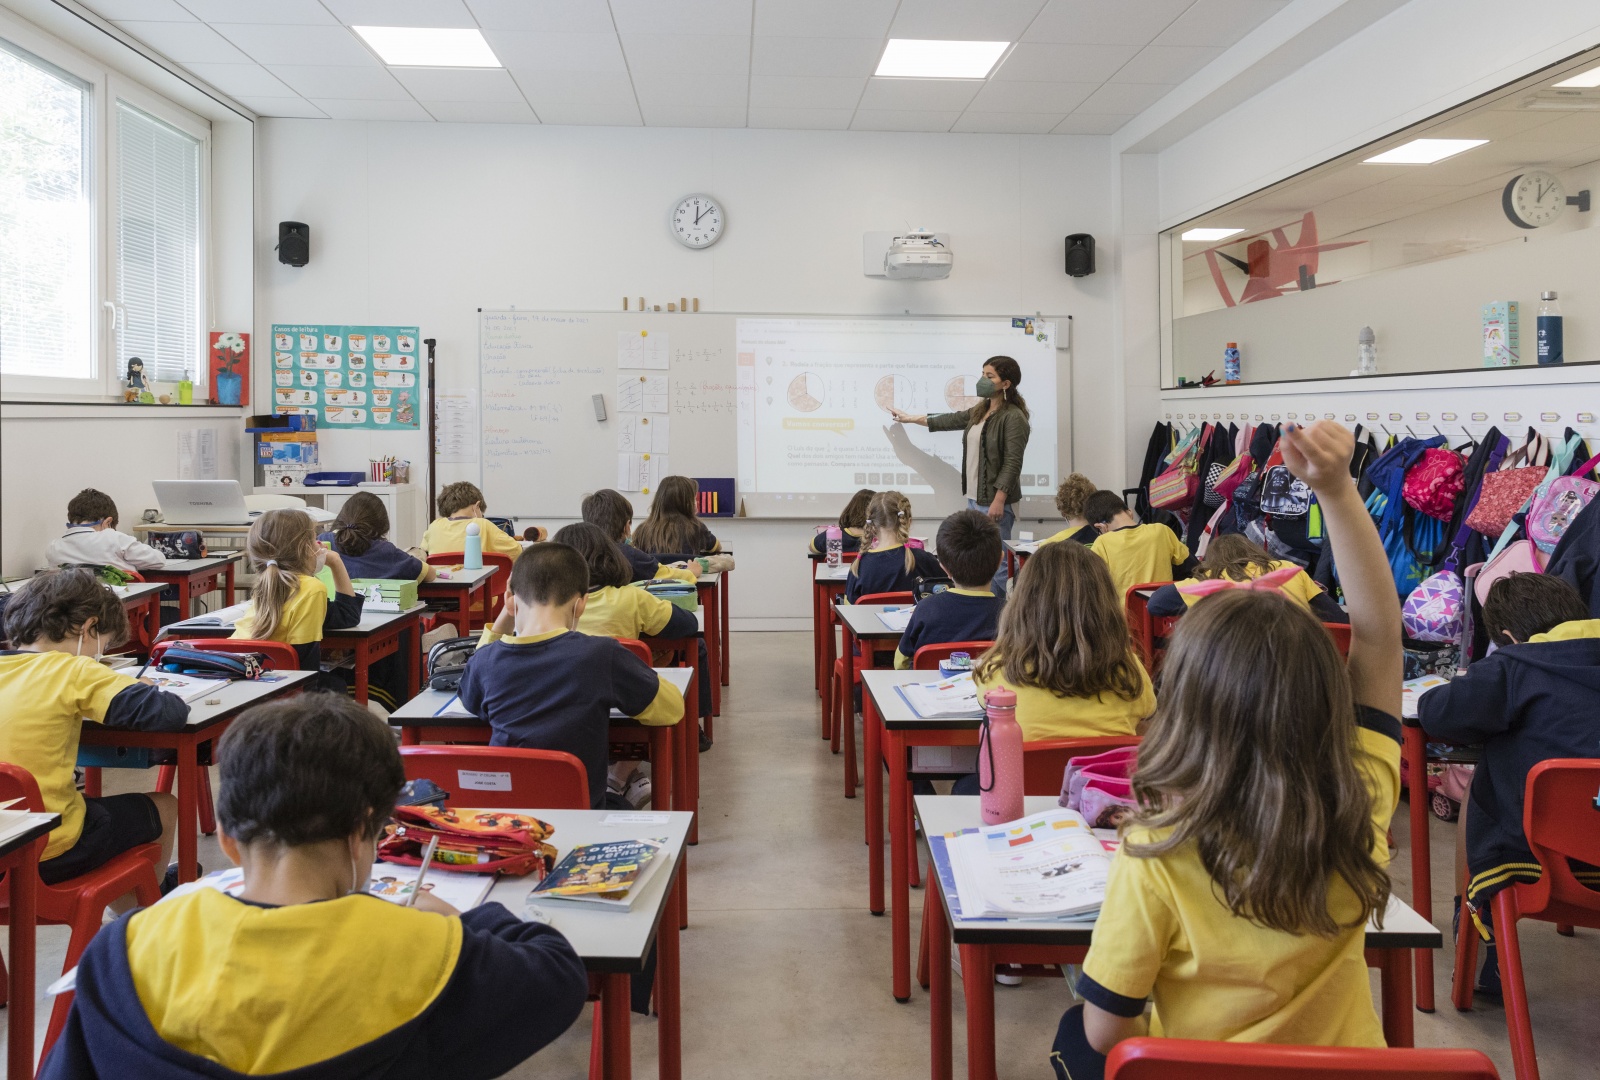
[
  {"x1": 1064, "y1": 233, "x2": 1095, "y2": 277},
  {"x1": 277, "y1": 222, "x2": 309, "y2": 267}
]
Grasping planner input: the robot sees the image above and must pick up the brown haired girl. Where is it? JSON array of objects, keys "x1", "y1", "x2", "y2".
[
  {"x1": 1039, "y1": 472, "x2": 1098, "y2": 547},
  {"x1": 1060, "y1": 422, "x2": 1402, "y2": 1078},
  {"x1": 971, "y1": 540, "x2": 1153, "y2": 742},
  {"x1": 1146, "y1": 533, "x2": 1345, "y2": 623},
  {"x1": 234, "y1": 509, "x2": 363, "y2": 673},
  {"x1": 810, "y1": 488, "x2": 875, "y2": 556},
  {"x1": 321, "y1": 491, "x2": 436, "y2": 583},
  {"x1": 633, "y1": 476, "x2": 722, "y2": 559},
  {"x1": 845, "y1": 490, "x2": 942, "y2": 603}
]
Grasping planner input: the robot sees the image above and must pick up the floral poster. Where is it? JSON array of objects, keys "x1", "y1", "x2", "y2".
[
  {"x1": 269, "y1": 324, "x2": 421, "y2": 430},
  {"x1": 208, "y1": 331, "x2": 249, "y2": 406}
]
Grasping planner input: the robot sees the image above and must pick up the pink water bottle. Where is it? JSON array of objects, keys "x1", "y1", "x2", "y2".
[
  {"x1": 978, "y1": 687, "x2": 1023, "y2": 824},
  {"x1": 825, "y1": 524, "x2": 843, "y2": 567}
]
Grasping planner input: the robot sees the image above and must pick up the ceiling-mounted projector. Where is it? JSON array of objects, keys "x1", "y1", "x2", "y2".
[{"x1": 884, "y1": 230, "x2": 953, "y2": 280}]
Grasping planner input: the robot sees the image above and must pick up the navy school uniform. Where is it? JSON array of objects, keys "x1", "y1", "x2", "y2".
[
  {"x1": 845, "y1": 544, "x2": 943, "y2": 603},
  {"x1": 895, "y1": 587, "x2": 1004, "y2": 668}
]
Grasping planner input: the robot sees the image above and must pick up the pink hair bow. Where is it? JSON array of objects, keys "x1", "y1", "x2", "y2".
[{"x1": 1176, "y1": 565, "x2": 1302, "y2": 598}]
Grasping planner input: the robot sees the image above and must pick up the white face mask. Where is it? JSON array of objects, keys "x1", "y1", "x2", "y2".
[
  {"x1": 76, "y1": 629, "x2": 105, "y2": 661},
  {"x1": 348, "y1": 836, "x2": 370, "y2": 898}
]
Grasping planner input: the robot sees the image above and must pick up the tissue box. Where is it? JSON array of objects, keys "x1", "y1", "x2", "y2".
[
  {"x1": 1483, "y1": 301, "x2": 1520, "y2": 367},
  {"x1": 351, "y1": 578, "x2": 419, "y2": 609}
]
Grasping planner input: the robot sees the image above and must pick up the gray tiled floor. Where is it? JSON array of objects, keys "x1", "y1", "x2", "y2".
[{"x1": 4, "y1": 632, "x2": 1596, "y2": 1077}]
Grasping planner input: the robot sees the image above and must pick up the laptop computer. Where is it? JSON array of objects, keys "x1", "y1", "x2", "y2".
[{"x1": 153, "y1": 481, "x2": 258, "y2": 525}]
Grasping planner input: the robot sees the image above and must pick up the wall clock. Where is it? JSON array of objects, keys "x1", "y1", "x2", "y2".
[
  {"x1": 671, "y1": 193, "x2": 724, "y2": 249},
  {"x1": 1502, "y1": 169, "x2": 1590, "y2": 229}
]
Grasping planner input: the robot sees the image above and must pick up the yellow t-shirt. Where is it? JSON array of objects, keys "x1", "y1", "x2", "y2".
[
  {"x1": 1036, "y1": 524, "x2": 1091, "y2": 548},
  {"x1": 652, "y1": 563, "x2": 698, "y2": 584},
  {"x1": 1174, "y1": 560, "x2": 1324, "y2": 610},
  {"x1": 127, "y1": 888, "x2": 461, "y2": 1073},
  {"x1": 577, "y1": 584, "x2": 678, "y2": 640},
  {"x1": 974, "y1": 655, "x2": 1154, "y2": 741},
  {"x1": 420, "y1": 516, "x2": 523, "y2": 560},
  {"x1": 232, "y1": 573, "x2": 329, "y2": 645},
  {"x1": 0, "y1": 652, "x2": 139, "y2": 859},
  {"x1": 1080, "y1": 717, "x2": 1402, "y2": 1046},
  {"x1": 1092, "y1": 523, "x2": 1191, "y2": 599}
]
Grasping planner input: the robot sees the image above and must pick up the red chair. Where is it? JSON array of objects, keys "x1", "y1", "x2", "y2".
[
  {"x1": 832, "y1": 591, "x2": 914, "y2": 797},
  {"x1": 123, "y1": 568, "x2": 146, "y2": 582},
  {"x1": 399, "y1": 745, "x2": 589, "y2": 811},
  {"x1": 1127, "y1": 582, "x2": 1352, "y2": 673},
  {"x1": 147, "y1": 638, "x2": 301, "y2": 836},
  {"x1": 616, "y1": 638, "x2": 653, "y2": 664},
  {"x1": 427, "y1": 552, "x2": 516, "y2": 632},
  {"x1": 0, "y1": 764, "x2": 162, "y2": 1059},
  {"x1": 1105, "y1": 1038, "x2": 1500, "y2": 1078},
  {"x1": 1451, "y1": 758, "x2": 1600, "y2": 1080}
]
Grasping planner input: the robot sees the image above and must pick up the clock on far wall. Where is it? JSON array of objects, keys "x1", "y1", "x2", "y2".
[
  {"x1": 1502, "y1": 169, "x2": 1591, "y2": 229},
  {"x1": 671, "y1": 193, "x2": 724, "y2": 249}
]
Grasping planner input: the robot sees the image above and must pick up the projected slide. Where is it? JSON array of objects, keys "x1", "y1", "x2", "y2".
[{"x1": 735, "y1": 317, "x2": 1059, "y2": 509}]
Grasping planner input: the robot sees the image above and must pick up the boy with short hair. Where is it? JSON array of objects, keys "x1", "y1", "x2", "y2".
[
  {"x1": 45, "y1": 488, "x2": 165, "y2": 574},
  {"x1": 581, "y1": 488, "x2": 696, "y2": 584},
  {"x1": 895, "y1": 510, "x2": 1006, "y2": 668},
  {"x1": 1085, "y1": 490, "x2": 1195, "y2": 599},
  {"x1": 420, "y1": 481, "x2": 524, "y2": 559},
  {"x1": 459, "y1": 543, "x2": 684, "y2": 807},
  {"x1": 42, "y1": 693, "x2": 589, "y2": 1078},
  {"x1": 1418, "y1": 573, "x2": 1600, "y2": 995}
]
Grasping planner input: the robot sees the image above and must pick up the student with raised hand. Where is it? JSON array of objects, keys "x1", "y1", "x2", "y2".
[
  {"x1": 45, "y1": 488, "x2": 165, "y2": 575},
  {"x1": 320, "y1": 491, "x2": 436, "y2": 583},
  {"x1": 1085, "y1": 489, "x2": 1196, "y2": 600},
  {"x1": 41, "y1": 693, "x2": 588, "y2": 1079},
  {"x1": 1058, "y1": 421, "x2": 1402, "y2": 1080},
  {"x1": 845, "y1": 490, "x2": 942, "y2": 603},
  {"x1": 421, "y1": 482, "x2": 524, "y2": 560},
  {"x1": 0, "y1": 569, "x2": 184, "y2": 898},
  {"x1": 810, "y1": 487, "x2": 875, "y2": 556},
  {"x1": 1146, "y1": 533, "x2": 1346, "y2": 623},
  {"x1": 894, "y1": 510, "x2": 1005, "y2": 668}
]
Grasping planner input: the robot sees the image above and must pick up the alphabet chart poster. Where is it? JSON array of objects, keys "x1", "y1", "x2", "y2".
[{"x1": 270, "y1": 324, "x2": 422, "y2": 429}]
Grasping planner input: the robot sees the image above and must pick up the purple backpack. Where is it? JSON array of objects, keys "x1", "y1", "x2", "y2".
[{"x1": 1401, "y1": 568, "x2": 1464, "y2": 643}]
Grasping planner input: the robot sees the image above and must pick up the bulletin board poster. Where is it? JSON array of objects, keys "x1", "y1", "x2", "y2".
[{"x1": 269, "y1": 324, "x2": 421, "y2": 430}]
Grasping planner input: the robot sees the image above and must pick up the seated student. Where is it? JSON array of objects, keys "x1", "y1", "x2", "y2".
[
  {"x1": 846, "y1": 491, "x2": 943, "y2": 603},
  {"x1": 810, "y1": 488, "x2": 875, "y2": 556},
  {"x1": 1418, "y1": 572, "x2": 1600, "y2": 1000},
  {"x1": 1147, "y1": 533, "x2": 1346, "y2": 622},
  {"x1": 1085, "y1": 489, "x2": 1196, "y2": 600},
  {"x1": 45, "y1": 488, "x2": 165, "y2": 575},
  {"x1": 421, "y1": 482, "x2": 524, "y2": 560},
  {"x1": 969, "y1": 541, "x2": 1154, "y2": 748},
  {"x1": 1036, "y1": 473, "x2": 1099, "y2": 548},
  {"x1": 1060, "y1": 421, "x2": 1402, "y2": 1080},
  {"x1": 895, "y1": 510, "x2": 1006, "y2": 669},
  {"x1": 458, "y1": 543, "x2": 684, "y2": 809},
  {"x1": 632, "y1": 475, "x2": 722, "y2": 558},
  {"x1": 581, "y1": 488, "x2": 696, "y2": 584},
  {"x1": 0, "y1": 569, "x2": 183, "y2": 897},
  {"x1": 319, "y1": 492, "x2": 436, "y2": 583},
  {"x1": 42, "y1": 693, "x2": 588, "y2": 1078}
]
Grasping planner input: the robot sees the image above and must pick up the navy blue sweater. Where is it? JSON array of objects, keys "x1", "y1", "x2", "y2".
[
  {"x1": 896, "y1": 588, "x2": 1004, "y2": 667},
  {"x1": 846, "y1": 545, "x2": 943, "y2": 603}
]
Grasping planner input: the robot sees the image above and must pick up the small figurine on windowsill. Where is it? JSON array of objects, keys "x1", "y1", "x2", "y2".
[{"x1": 123, "y1": 357, "x2": 154, "y2": 403}]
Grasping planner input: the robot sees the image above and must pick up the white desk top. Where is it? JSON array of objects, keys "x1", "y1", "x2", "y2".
[
  {"x1": 1003, "y1": 539, "x2": 1041, "y2": 554},
  {"x1": 814, "y1": 562, "x2": 851, "y2": 583},
  {"x1": 862, "y1": 668, "x2": 981, "y2": 729},
  {"x1": 166, "y1": 602, "x2": 426, "y2": 636},
  {"x1": 836, "y1": 603, "x2": 909, "y2": 639},
  {"x1": 694, "y1": 572, "x2": 721, "y2": 586},
  {"x1": 151, "y1": 554, "x2": 243, "y2": 572},
  {"x1": 111, "y1": 582, "x2": 168, "y2": 603},
  {"x1": 426, "y1": 564, "x2": 500, "y2": 587},
  {"x1": 483, "y1": 808, "x2": 693, "y2": 971},
  {"x1": 391, "y1": 668, "x2": 693, "y2": 722},
  {"x1": 917, "y1": 795, "x2": 1441, "y2": 947},
  {"x1": 180, "y1": 670, "x2": 316, "y2": 726}
]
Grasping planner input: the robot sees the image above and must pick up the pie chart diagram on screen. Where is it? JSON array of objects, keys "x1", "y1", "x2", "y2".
[{"x1": 787, "y1": 372, "x2": 825, "y2": 412}]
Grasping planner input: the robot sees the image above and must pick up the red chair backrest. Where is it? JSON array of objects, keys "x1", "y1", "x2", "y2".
[
  {"x1": 123, "y1": 569, "x2": 146, "y2": 582},
  {"x1": 616, "y1": 638, "x2": 653, "y2": 664},
  {"x1": 1323, "y1": 621, "x2": 1352, "y2": 657},
  {"x1": 399, "y1": 746, "x2": 589, "y2": 810},
  {"x1": 0, "y1": 763, "x2": 47, "y2": 815},
  {"x1": 1022, "y1": 736, "x2": 1141, "y2": 797},
  {"x1": 1124, "y1": 581, "x2": 1167, "y2": 670},
  {"x1": 1520, "y1": 758, "x2": 1600, "y2": 918},
  {"x1": 150, "y1": 637, "x2": 300, "y2": 672},
  {"x1": 856, "y1": 591, "x2": 913, "y2": 606},
  {"x1": 911, "y1": 641, "x2": 995, "y2": 670},
  {"x1": 1106, "y1": 1038, "x2": 1501, "y2": 1079}
]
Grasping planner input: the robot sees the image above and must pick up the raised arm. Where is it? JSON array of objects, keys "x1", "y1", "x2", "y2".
[{"x1": 1279, "y1": 422, "x2": 1402, "y2": 718}]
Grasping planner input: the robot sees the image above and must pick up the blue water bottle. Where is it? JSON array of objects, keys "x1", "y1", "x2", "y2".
[
  {"x1": 1537, "y1": 292, "x2": 1564, "y2": 365},
  {"x1": 464, "y1": 521, "x2": 483, "y2": 570}
]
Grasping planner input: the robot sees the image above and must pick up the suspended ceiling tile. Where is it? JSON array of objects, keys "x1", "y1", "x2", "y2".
[
  {"x1": 851, "y1": 109, "x2": 960, "y2": 132},
  {"x1": 81, "y1": 0, "x2": 193, "y2": 20},
  {"x1": 1052, "y1": 112, "x2": 1132, "y2": 134},
  {"x1": 509, "y1": 69, "x2": 638, "y2": 104},
  {"x1": 309, "y1": 97, "x2": 435, "y2": 121},
  {"x1": 858, "y1": 77, "x2": 982, "y2": 111},
  {"x1": 1075, "y1": 81, "x2": 1171, "y2": 114},
  {"x1": 113, "y1": 20, "x2": 251, "y2": 62},
  {"x1": 423, "y1": 99, "x2": 540, "y2": 122},
  {"x1": 752, "y1": 0, "x2": 898, "y2": 39},
  {"x1": 481, "y1": 30, "x2": 628, "y2": 72},
  {"x1": 463, "y1": 0, "x2": 617, "y2": 33},
  {"x1": 1025, "y1": 0, "x2": 1194, "y2": 46},
  {"x1": 391, "y1": 67, "x2": 526, "y2": 102},
  {"x1": 746, "y1": 105, "x2": 855, "y2": 129},
  {"x1": 747, "y1": 75, "x2": 865, "y2": 110},
  {"x1": 232, "y1": 95, "x2": 328, "y2": 118},
  {"x1": 1110, "y1": 45, "x2": 1226, "y2": 85},
  {"x1": 751, "y1": 36, "x2": 882, "y2": 77},
  {"x1": 319, "y1": 0, "x2": 478, "y2": 27},
  {"x1": 214, "y1": 23, "x2": 380, "y2": 66},
  {"x1": 621, "y1": 34, "x2": 751, "y2": 76},
  {"x1": 181, "y1": 61, "x2": 296, "y2": 97},
  {"x1": 177, "y1": 0, "x2": 340, "y2": 22},
  {"x1": 266, "y1": 64, "x2": 410, "y2": 100},
  {"x1": 608, "y1": 0, "x2": 752, "y2": 37},
  {"x1": 966, "y1": 79, "x2": 1097, "y2": 113},
  {"x1": 639, "y1": 104, "x2": 749, "y2": 127},
  {"x1": 951, "y1": 111, "x2": 1064, "y2": 133},
  {"x1": 887, "y1": 0, "x2": 1049, "y2": 42},
  {"x1": 629, "y1": 72, "x2": 750, "y2": 109},
  {"x1": 991, "y1": 42, "x2": 1139, "y2": 83},
  {"x1": 1151, "y1": 0, "x2": 1289, "y2": 49}
]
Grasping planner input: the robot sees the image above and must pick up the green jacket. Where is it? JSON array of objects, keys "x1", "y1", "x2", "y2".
[{"x1": 929, "y1": 404, "x2": 1031, "y2": 506}]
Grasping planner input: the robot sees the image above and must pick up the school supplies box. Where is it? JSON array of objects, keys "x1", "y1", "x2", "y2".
[
  {"x1": 528, "y1": 838, "x2": 668, "y2": 909},
  {"x1": 379, "y1": 805, "x2": 557, "y2": 877}
]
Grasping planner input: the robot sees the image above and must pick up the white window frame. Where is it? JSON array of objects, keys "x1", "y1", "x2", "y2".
[
  {"x1": 0, "y1": 8, "x2": 211, "y2": 403},
  {"x1": 107, "y1": 74, "x2": 211, "y2": 393}
]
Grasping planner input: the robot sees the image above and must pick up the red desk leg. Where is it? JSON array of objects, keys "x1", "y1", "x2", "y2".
[
  {"x1": 832, "y1": 619, "x2": 854, "y2": 758},
  {"x1": 223, "y1": 561, "x2": 236, "y2": 606},
  {"x1": 175, "y1": 576, "x2": 192, "y2": 620},
  {"x1": 928, "y1": 876, "x2": 952, "y2": 1080},
  {"x1": 700, "y1": 584, "x2": 721, "y2": 719},
  {"x1": 960, "y1": 943, "x2": 998, "y2": 1080},
  {"x1": 351, "y1": 640, "x2": 371, "y2": 704},
  {"x1": 403, "y1": 620, "x2": 420, "y2": 699},
  {"x1": 684, "y1": 669, "x2": 699, "y2": 846},
  {"x1": 888, "y1": 730, "x2": 912, "y2": 1001},
  {"x1": 813, "y1": 578, "x2": 825, "y2": 702},
  {"x1": 865, "y1": 688, "x2": 885, "y2": 914},
  {"x1": 658, "y1": 863, "x2": 682, "y2": 1080},
  {"x1": 719, "y1": 571, "x2": 729, "y2": 686},
  {"x1": 1403, "y1": 724, "x2": 1435, "y2": 1012},
  {"x1": 1374, "y1": 947, "x2": 1416, "y2": 1047},
  {"x1": 820, "y1": 590, "x2": 838, "y2": 718},
  {"x1": 7, "y1": 838, "x2": 42, "y2": 1080},
  {"x1": 601, "y1": 971, "x2": 632, "y2": 1080},
  {"x1": 176, "y1": 735, "x2": 201, "y2": 882}
]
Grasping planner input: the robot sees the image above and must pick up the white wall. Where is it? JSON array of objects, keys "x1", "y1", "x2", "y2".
[{"x1": 254, "y1": 121, "x2": 1121, "y2": 624}]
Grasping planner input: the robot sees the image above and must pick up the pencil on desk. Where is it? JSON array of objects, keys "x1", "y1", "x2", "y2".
[{"x1": 406, "y1": 834, "x2": 440, "y2": 907}]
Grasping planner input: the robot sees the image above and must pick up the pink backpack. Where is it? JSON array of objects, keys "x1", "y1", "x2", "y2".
[
  {"x1": 1060, "y1": 746, "x2": 1137, "y2": 811},
  {"x1": 1402, "y1": 447, "x2": 1465, "y2": 521},
  {"x1": 1526, "y1": 451, "x2": 1600, "y2": 553}
]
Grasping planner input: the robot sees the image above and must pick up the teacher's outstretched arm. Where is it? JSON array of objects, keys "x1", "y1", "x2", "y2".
[{"x1": 888, "y1": 408, "x2": 928, "y2": 426}]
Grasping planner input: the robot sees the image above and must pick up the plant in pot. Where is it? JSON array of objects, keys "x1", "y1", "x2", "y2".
[{"x1": 212, "y1": 332, "x2": 246, "y2": 405}]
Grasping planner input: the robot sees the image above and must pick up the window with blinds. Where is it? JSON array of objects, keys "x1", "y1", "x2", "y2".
[
  {"x1": 0, "y1": 39, "x2": 93, "y2": 381},
  {"x1": 115, "y1": 100, "x2": 201, "y2": 385}
]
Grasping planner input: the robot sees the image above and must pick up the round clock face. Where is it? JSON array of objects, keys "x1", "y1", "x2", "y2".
[
  {"x1": 1503, "y1": 170, "x2": 1566, "y2": 229},
  {"x1": 671, "y1": 194, "x2": 724, "y2": 248}
]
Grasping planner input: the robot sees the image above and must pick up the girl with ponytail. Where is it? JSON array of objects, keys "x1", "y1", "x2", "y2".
[
  {"x1": 845, "y1": 490, "x2": 942, "y2": 603},
  {"x1": 320, "y1": 491, "x2": 436, "y2": 583},
  {"x1": 234, "y1": 509, "x2": 364, "y2": 673}
]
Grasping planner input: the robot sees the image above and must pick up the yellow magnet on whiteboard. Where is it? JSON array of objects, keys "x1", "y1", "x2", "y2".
[
  {"x1": 642, "y1": 453, "x2": 650, "y2": 460},
  {"x1": 642, "y1": 487, "x2": 651, "y2": 494},
  {"x1": 641, "y1": 330, "x2": 648, "y2": 337}
]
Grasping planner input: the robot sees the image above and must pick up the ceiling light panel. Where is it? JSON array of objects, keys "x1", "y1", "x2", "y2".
[
  {"x1": 1363, "y1": 138, "x2": 1488, "y2": 164},
  {"x1": 352, "y1": 25, "x2": 501, "y2": 67},
  {"x1": 1553, "y1": 64, "x2": 1600, "y2": 88},
  {"x1": 875, "y1": 39, "x2": 1009, "y2": 79}
]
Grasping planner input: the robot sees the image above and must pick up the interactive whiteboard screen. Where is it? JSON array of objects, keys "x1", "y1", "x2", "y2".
[{"x1": 735, "y1": 317, "x2": 1059, "y2": 510}]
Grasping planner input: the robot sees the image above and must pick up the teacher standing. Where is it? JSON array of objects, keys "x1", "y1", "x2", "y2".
[{"x1": 890, "y1": 356, "x2": 1030, "y2": 591}]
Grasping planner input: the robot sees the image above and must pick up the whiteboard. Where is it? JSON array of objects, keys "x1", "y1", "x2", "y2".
[{"x1": 476, "y1": 310, "x2": 1070, "y2": 519}]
